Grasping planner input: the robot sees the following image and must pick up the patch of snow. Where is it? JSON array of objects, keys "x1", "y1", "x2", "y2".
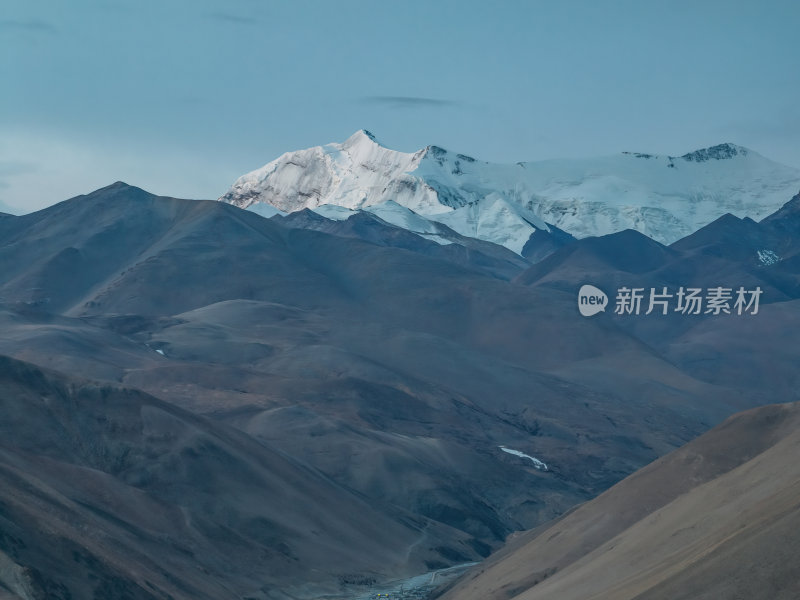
[
  {"x1": 313, "y1": 201, "x2": 454, "y2": 244},
  {"x1": 311, "y1": 204, "x2": 356, "y2": 221},
  {"x1": 499, "y1": 446, "x2": 548, "y2": 471},
  {"x1": 364, "y1": 200, "x2": 440, "y2": 234},
  {"x1": 417, "y1": 233, "x2": 453, "y2": 246},
  {"x1": 757, "y1": 249, "x2": 780, "y2": 265},
  {"x1": 246, "y1": 203, "x2": 285, "y2": 219},
  {"x1": 435, "y1": 194, "x2": 549, "y2": 255}
]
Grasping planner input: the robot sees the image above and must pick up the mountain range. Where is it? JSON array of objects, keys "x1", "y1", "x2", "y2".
[
  {"x1": 0, "y1": 133, "x2": 797, "y2": 597},
  {"x1": 220, "y1": 131, "x2": 800, "y2": 254}
]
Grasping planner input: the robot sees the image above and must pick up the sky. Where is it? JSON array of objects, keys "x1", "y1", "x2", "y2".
[{"x1": 2, "y1": 0, "x2": 799, "y2": 214}]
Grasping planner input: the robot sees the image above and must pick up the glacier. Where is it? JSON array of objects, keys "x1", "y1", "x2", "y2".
[{"x1": 220, "y1": 130, "x2": 800, "y2": 254}]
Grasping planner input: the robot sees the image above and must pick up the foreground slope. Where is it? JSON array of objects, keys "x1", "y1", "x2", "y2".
[
  {"x1": 0, "y1": 355, "x2": 477, "y2": 599},
  {"x1": 438, "y1": 401, "x2": 800, "y2": 600}
]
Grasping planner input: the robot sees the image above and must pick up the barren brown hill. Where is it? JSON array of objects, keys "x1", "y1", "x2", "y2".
[
  {"x1": 437, "y1": 401, "x2": 800, "y2": 600},
  {"x1": 0, "y1": 183, "x2": 751, "y2": 550},
  {"x1": 0, "y1": 354, "x2": 479, "y2": 599}
]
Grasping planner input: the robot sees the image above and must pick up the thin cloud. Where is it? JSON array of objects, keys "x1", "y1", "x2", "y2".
[
  {"x1": 0, "y1": 160, "x2": 38, "y2": 177},
  {"x1": 207, "y1": 12, "x2": 258, "y2": 25},
  {"x1": 710, "y1": 109, "x2": 800, "y2": 167},
  {"x1": 722, "y1": 113, "x2": 800, "y2": 142},
  {"x1": 362, "y1": 96, "x2": 460, "y2": 109},
  {"x1": 0, "y1": 19, "x2": 57, "y2": 34},
  {"x1": 0, "y1": 160, "x2": 37, "y2": 212}
]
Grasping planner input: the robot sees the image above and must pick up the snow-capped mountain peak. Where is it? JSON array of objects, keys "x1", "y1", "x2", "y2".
[
  {"x1": 622, "y1": 142, "x2": 749, "y2": 164},
  {"x1": 340, "y1": 128, "x2": 382, "y2": 155},
  {"x1": 345, "y1": 128, "x2": 378, "y2": 144},
  {"x1": 679, "y1": 142, "x2": 747, "y2": 162},
  {"x1": 220, "y1": 132, "x2": 800, "y2": 254}
]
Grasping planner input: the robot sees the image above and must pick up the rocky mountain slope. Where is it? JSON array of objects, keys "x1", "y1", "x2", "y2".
[
  {"x1": 436, "y1": 400, "x2": 800, "y2": 600},
  {"x1": 0, "y1": 355, "x2": 475, "y2": 600}
]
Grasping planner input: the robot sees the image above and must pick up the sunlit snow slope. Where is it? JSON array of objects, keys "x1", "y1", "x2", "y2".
[{"x1": 220, "y1": 130, "x2": 800, "y2": 253}]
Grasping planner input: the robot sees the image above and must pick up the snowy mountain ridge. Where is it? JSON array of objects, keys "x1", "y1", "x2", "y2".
[{"x1": 220, "y1": 131, "x2": 800, "y2": 254}]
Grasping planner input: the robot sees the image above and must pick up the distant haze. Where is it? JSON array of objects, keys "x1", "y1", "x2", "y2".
[{"x1": 2, "y1": 0, "x2": 799, "y2": 212}]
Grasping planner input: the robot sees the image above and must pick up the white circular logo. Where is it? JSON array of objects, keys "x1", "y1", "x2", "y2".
[{"x1": 578, "y1": 284, "x2": 608, "y2": 317}]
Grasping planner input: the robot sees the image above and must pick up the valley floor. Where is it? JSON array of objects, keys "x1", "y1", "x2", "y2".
[{"x1": 315, "y1": 563, "x2": 478, "y2": 600}]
